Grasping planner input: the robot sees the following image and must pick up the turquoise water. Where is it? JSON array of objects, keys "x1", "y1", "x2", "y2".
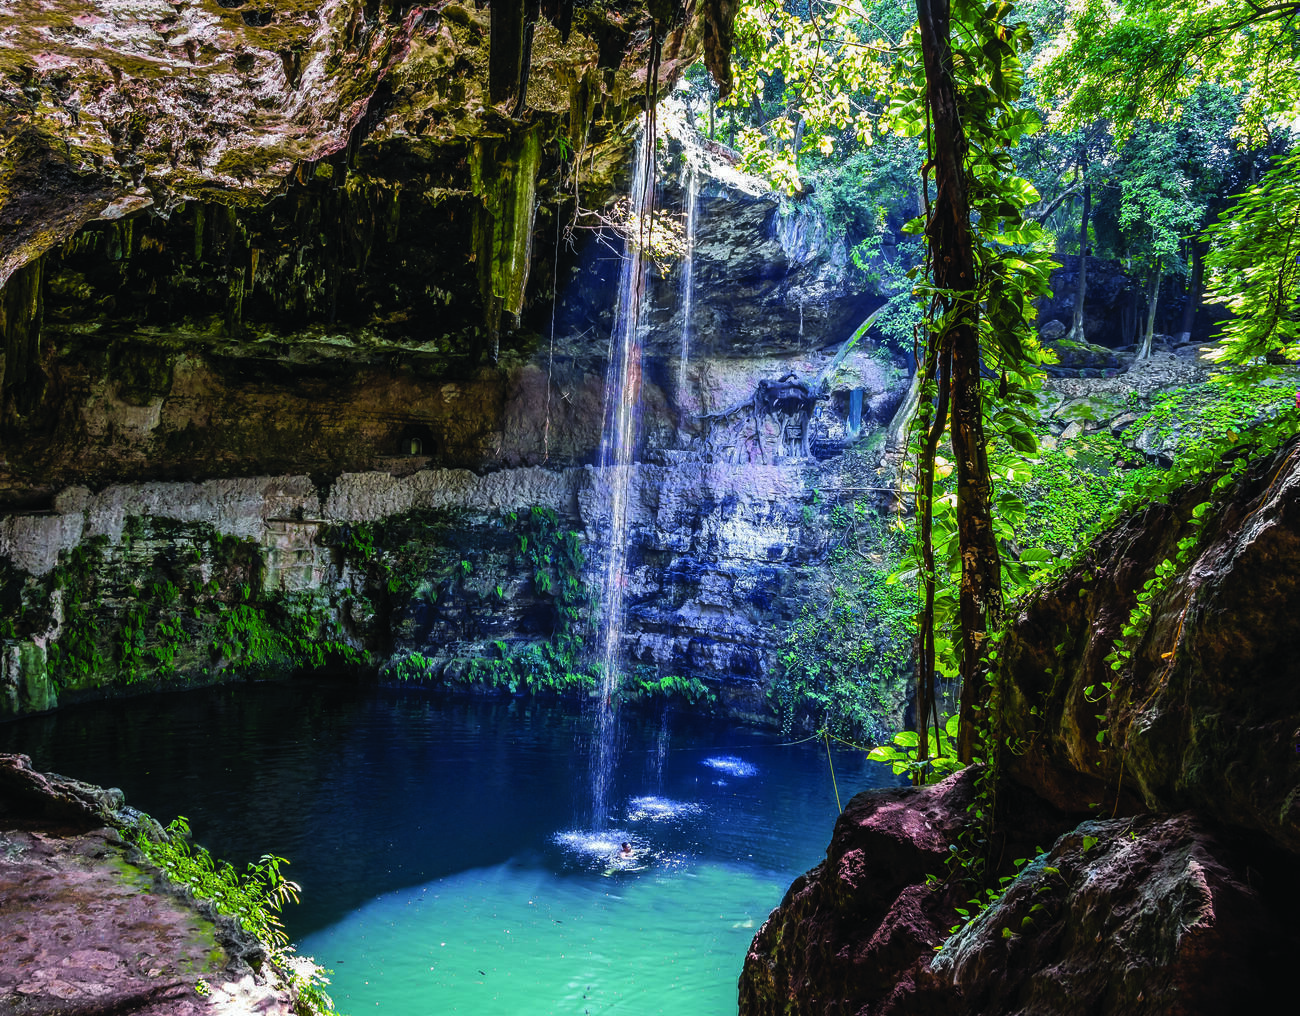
[
  {"x1": 311, "y1": 862, "x2": 783, "y2": 1013},
  {"x1": 2, "y1": 681, "x2": 903, "y2": 1014}
]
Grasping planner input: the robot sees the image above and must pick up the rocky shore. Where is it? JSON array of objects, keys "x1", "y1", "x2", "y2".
[{"x1": 0, "y1": 753, "x2": 297, "y2": 1016}]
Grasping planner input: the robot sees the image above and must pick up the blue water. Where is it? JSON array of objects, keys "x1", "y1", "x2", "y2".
[{"x1": 1, "y1": 681, "x2": 903, "y2": 1013}]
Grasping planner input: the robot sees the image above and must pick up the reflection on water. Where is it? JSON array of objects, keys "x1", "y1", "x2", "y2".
[{"x1": 1, "y1": 679, "x2": 905, "y2": 1013}]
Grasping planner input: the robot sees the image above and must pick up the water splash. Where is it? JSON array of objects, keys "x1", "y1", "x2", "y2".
[
  {"x1": 701, "y1": 756, "x2": 758, "y2": 778},
  {"x1": 591, "y1": 130, "x2": 655, "y2": 829},
  {"x1": 676, "y1": 161, "x2": 699, "y2": 405},
  {"x1": 626, "y1": 796, "x2": 703, "y2": 822}
]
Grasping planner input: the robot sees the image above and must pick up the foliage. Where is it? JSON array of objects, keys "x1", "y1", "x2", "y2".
[
  {"x1": 1131, "y1": 376, "x2": 1294, "y2": 448},
  {"x1": 1002, "y1": 437, "x2": 1153, "y2": 553},
  {"x1": 852, "y1": 235, "x2": 927, "y2": 356},
  {"x1": 867, "y1": 712, "x2": 962, "y2": 781},
  {"x1": 723, "y1": 0, "x2": 898, "y2": 191},
  {"x1": 1113, "y1": 121, "x2": 1204, "y2": 275},
  {"x1": 622, "y1": 671, "x2": 717, "y2": 707},
  {"x1": 1036, "y1": 0, "x2": 1300, "y2": 144},
  {"x1": 807, "y1": 135, "x2": 920, "y2": 253},
  {"x1": 211, "y1": 595, "x2": 359, "y2": 676},
  {"x1": 45, "y1": 537, "x2": 110, "y2": 687},
  {"x1": 134, "y1": 816, "x2": 341, "y2": 1015},
  {"x1": 1204, "y1": 147, "x2": 1300, "y2": 366},
  {"x1": 135, "y1": 815, "x2": 299, "y2": 945},
  {"x1": 39, "y1": 521, "x2": 360, "y2": 693},
  {"x1": 893, "y1": 0, "x2": 1057, "y2": 768},
  {"x1": 773, "y1": 500, "x2": 914, "y2": 741}
]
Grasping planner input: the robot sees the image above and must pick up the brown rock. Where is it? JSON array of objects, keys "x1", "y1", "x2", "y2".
[
  {"x1": 925, "y1": 814, "x2": 1295, "y2": 1015},
  {"x1": 0, "y1": 755, "x2": 293, "y2": 1015},
  {"x1": 738, "y1": 769, "x2": 977, "y2": 1016}
]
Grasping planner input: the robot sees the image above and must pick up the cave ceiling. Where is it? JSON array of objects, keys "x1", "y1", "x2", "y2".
[{"x1": 0, "y1": 0, "x2": 737, "y2": 352}]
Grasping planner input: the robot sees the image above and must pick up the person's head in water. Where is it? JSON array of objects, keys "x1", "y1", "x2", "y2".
[{"x1": 620, "y1": 842, "x2": 632, "y2": 856}]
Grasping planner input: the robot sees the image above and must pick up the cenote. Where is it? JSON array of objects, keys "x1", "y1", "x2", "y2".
[{"x1": 4, "y1": 679, "x2": 903, "y2": 1013}]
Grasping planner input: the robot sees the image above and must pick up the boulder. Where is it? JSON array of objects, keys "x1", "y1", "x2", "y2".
[
  {"x1": 0, "y1": 755, "x2": 294, "y2": 1015},
  {"x1": 1045, "y1": 337, "x2": 1125, "y2": 370},
  {"x1": 739, "y1": 769, "x2": 979, "y2": 1016},
  {"x1": 925, "y1": 814, "x2": 1295, "y2": 1015},
  {"x1": 1000, "y1": 435, "x2": 1300, "y2": 854}
]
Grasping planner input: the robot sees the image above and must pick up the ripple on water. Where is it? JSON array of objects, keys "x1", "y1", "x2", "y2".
[
  {"x1": 626, "y1": 795, "x2": 704, "y2": 822},
  {"x1": 702, "y1": 755, "x2": 758, "y2": 777}
]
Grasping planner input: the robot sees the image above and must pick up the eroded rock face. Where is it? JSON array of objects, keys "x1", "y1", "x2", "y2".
[
  {"x1": 927, "y1": 813, "x2": 1294, "y2": 1016},
  {"x1": 739, "y1": 770, "x2": 978, "y2": 1016},
  {"x1": 740, "y1": 779, "x2": 1299, "y2": 1016},
  {"x1": 0, "y1": 0, "x2": 733, "y2": 285},
  {"x1": 999, "y1": 435, "x2": 1300, "y2": 854}
]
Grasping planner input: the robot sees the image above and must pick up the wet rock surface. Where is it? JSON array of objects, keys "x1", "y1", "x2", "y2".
[{"x1": 0, "y1": 754, "x2": 292, "y2": 1016}]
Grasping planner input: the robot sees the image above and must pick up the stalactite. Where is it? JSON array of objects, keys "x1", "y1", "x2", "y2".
[
  {"x1": 540, "y1": 0, "x2": 574, "y2": 41},
  {"x1": 489, "y1": 0, "x2": 527, "y2": 106},
  {"x1": 470, "y1": 126, "x2": 543, "y2": 359},
  {"x1": 0, "y1": 257, "x2": 45, "y2": 419},
  {"x1": 509, "y1": 0, "x2": 540, "y2": 117},
  {"x1": 700, "y1": 0, "x2": 738, "y2": 99}
]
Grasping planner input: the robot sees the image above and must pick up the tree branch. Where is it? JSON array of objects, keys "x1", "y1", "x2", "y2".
[{"x1": 1029, "y1": 182, "x2": 1083, "y2": 223}]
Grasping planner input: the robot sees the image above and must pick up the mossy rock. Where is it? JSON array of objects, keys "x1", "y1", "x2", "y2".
[
  {"x1": 1046, "y1": 338, "x2": 1125, "y2": 370},
  {"x1": 1054, "y1": 393, "x2": 1133, "y2": 425}
]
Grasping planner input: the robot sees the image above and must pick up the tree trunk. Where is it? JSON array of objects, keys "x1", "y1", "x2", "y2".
[
  {"x1": 1066, "y1": 156, "x2": 1090, "y2": 343},
  {"x1": 1177, "y1": 238, "x2": 1207, "y2": 344},
  {"x1": 885, "y1": 367, "x2": 922, "y2": 456},
  {"x1": 915, "y1": 0, "x2": 1002, "y2": 765},
  {"x1": 1138, "y1": 258, "x2": 1162, "y2": 358}
]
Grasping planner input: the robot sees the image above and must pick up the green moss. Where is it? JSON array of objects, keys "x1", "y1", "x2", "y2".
[
  {"x1": 772, "y1": 502, "x2": 915, "y2": 741},
  {"x1": 469, "y1": 125, "x2": 543, "y2": 339}
]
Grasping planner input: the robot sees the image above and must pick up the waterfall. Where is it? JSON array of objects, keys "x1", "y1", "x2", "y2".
[
  {"x1": 590, "y1": 130, "x2": 654, "y2": 829},
  {"x1": 676, "y1": 162, "x2": 698, "y2": 405}
]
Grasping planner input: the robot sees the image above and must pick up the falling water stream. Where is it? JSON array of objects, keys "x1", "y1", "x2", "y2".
[{"x1": 591, "y1": 130, "x2": 655, "y2": 828}]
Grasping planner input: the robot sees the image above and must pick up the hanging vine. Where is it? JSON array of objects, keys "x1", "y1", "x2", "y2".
[{"x1": 894, "y1": 0, "x2": 1056, "y2": 776}]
